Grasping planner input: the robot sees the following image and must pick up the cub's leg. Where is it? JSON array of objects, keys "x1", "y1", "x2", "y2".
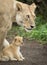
[
  {"x1": 7, "y1": 53, "x2": 17, "y2": 61},
  {"x1": 19, "y1": 52, "x2": 25, "y2": 60},
  {"x1": 4, "y1": 52, "x2": 17, "y2": 61},
  {"x1": 0, "y1": 52, "x2": 17, "y2": 61},
  {"x1": 14, "y1": 53, "x2": 23, "y2": 61},
  {"x1": 0, "y1": 56, "x2": 9, "y2": 61}
]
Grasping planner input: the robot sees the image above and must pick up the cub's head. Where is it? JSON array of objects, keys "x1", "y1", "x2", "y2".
[
  {"x1": 13, "y1": 36, "x2": 23, "y2": 46},
  {"x1": 13, "y1": 2, "x2": 37, "y2": 32}
]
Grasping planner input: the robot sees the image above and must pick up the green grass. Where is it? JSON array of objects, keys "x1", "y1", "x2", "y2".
[{"x1": 8, "y1": 15, "x2": 47, "y2": 44}]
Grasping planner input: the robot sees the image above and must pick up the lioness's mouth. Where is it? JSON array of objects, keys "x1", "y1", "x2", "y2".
[
  {"x1": 24, "y1": 28, "x2": 32, "y2": 32},
  {"x1": 26, "y1": 28, "x2": 32, "y2": 30}
]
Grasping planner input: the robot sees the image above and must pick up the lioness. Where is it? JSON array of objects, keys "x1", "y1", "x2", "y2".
[{"x1": 0, "y1": 0, "x2": 36, "y2": 54}]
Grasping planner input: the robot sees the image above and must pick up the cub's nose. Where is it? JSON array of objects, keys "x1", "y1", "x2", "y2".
[
  {"x1": 31, "y1": 26, "x2": 34, "y2": 28},
  {"x1": 22, "y1": 42, "x2": 23, "y2": 44}
]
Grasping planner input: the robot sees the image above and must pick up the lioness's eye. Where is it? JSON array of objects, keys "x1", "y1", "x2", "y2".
[
  {"x1": 26, "y1": 15, "x2": 30, "y2": 18},
  {"x1": 20, "y1": 21, "x2": 23, "y2": 23}
]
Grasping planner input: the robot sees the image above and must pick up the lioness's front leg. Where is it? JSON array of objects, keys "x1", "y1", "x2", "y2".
[{"x1": 0, "y1": 14, "x2": 12, "y2": 53}]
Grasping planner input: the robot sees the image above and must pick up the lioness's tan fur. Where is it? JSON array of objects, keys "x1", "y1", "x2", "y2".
[
  {"x1": 0, "y1": 0, "x2": 16, "y2": 53},
  {"x1": 0, "y1": 0, "x2": 37, "y2": 55}
]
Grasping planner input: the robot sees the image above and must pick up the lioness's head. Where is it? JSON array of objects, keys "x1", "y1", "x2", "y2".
[{"x1": 13, "y1": 2, "x2": 37, "y2": 32}]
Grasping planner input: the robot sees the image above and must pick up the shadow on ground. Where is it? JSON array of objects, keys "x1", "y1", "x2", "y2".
[{"x1": 0, "y1": 39, "x2": 47, "y2": 65}]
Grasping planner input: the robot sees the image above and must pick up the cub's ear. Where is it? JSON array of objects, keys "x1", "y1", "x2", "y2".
[
  {"x1": 16, "y1": 3, "x2": 22, "y2": 11},
  {"x1": 14, "y1": 38, "x2": 17, "y2": 42},
  {"x1": 30, "y1": 3, "x2": 37, "y2": 16}
]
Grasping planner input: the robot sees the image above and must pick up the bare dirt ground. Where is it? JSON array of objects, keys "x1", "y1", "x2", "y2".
[{"x1": 0, "y1": 36, "x2": 47, "y2": 65}]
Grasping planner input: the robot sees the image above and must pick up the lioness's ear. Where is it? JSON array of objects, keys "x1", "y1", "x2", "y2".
[
  {"x1": 16, "y1": 3, "x2": 22, "y2": 11},
  {"x1": 30, "y1": 3, "x2": 37, "y2": 16}
]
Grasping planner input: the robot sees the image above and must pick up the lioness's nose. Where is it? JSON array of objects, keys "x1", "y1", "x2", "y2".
[{"x1": 31, "y1": 26, "x2": 34, "y2": 28}]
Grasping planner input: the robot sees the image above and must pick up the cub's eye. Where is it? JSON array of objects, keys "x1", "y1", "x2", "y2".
[
  {"x1": 26, "y1": 15, "x2": 30, "y2": 18},
  {"x1": 15, "y1": 39, "x2": 17, "y2": 41},
  {"x1": 19, "y1": 40, "x2": 21, "y2": 42}
]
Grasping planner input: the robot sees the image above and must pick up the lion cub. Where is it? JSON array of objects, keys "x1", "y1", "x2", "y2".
[{"x1": 0, "y1": 36, "x2": 25, "y2": 61}]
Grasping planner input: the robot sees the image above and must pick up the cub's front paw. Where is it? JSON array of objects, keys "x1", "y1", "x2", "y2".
[
  {"x1": 21, "y1": 56, "x2": 25, "y2": 60},
  {"x1": 22, "y1": 57, "x2": 25, "y2": 60},
  {"x1": 18, "y1": 58, "x2": 23, "y2": 61}
]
